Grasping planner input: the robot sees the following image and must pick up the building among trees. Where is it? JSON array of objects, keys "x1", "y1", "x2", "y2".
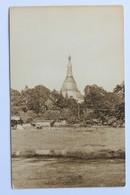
[{"x1": 61, "y1": 56, "x2": 84, "y2": 103}]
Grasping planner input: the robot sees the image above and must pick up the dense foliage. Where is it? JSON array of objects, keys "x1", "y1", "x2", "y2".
[{"x1": 11, "y1": 82, "x2": 125, "y2": 126}]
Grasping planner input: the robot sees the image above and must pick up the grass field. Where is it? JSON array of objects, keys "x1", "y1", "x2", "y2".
[
  {"x1": 11, "y1": 127, "x2": 125, "y2": 188},
  {"x1": 12, "y1": 126, "x2": 125, "y2": 155}
]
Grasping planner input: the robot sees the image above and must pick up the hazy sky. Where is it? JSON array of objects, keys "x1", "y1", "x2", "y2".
[{"x1": 10, "y1": 6, "x2": 124, "y2": 93}]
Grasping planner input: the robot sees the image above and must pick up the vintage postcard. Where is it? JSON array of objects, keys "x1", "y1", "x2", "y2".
[{"x1": 10, "y1": 6, "x2": 125, "y2": 188}]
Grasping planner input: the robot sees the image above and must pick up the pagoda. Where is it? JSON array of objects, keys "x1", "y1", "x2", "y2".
[{"x1": 61, "y1": 56, "x2": 84, "y2": 103}]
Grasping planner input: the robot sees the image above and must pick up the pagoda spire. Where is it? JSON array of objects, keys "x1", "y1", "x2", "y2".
[
  {"x1": 61, "y1": 55, "x2": 84, "y2": 103},
  {"x1": 67, "y1": 55, "x2": 73, "y2": 77}
]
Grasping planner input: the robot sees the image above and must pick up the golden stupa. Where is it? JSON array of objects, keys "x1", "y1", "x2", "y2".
[{"x1": 61, "y1": 56, "x2": 84, "y2": 103}]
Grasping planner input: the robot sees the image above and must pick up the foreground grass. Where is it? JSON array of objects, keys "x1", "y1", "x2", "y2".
[{"x1": 12, "y1": 158, "x2": 125, "y2": 188}]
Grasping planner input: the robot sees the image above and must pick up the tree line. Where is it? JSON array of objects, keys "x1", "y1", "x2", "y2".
[{"x1": 11, "y1": 82, "x2": 125, "y2": 126}]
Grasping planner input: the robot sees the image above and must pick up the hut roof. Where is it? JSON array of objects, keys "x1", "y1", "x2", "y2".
[
  {"x1": 11, "y1": 116, "x2": 20, "y2": 121},
  {"x1": 92, "y1": 119, "x2": 100, "y2": 123}
]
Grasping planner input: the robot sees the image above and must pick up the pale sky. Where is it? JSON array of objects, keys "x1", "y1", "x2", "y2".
[{"x1": 10, "y1": 6, "x2": 124, "y2": 93}]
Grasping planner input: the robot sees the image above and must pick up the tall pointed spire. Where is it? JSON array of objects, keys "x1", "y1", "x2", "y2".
[
  {"x1": 67, "y1": 55, "x2": 73, "y2": 77},
  {"x1": 61, "y1": 55, "x2": 84, "y2": 103}
]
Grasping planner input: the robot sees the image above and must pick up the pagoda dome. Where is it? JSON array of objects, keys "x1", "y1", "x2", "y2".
[{"x1": 61, "y1": 56, "x2": 84, "y2": 103}]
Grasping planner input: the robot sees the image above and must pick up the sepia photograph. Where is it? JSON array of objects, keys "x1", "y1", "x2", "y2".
[{"x1": 10, "y1": 6, "x2": 125, "y2": 189}]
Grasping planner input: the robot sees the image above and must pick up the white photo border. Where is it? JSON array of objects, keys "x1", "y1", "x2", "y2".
[{"x1": 0, "y1": 0, "x2": 129, "y2": 194}]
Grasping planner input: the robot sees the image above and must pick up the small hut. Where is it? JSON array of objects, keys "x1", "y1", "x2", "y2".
[
  {"x1": 11, "y1": 116, "x2": 23, "y2": 128},
  {"x1": 54, "y1": 120, "x2": 67, "y2": 127},
  {"x1": 31, "y1": 120, "x2": 55, "y2": 129}
]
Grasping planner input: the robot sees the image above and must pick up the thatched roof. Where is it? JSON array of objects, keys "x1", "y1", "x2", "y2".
[{"x1": 11, "y1": 116, "x2": 20, "y2": 121}]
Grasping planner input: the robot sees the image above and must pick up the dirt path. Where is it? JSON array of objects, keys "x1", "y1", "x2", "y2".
[{"x1": 12, "y1": 157, "x2": 125, "y2": 189}]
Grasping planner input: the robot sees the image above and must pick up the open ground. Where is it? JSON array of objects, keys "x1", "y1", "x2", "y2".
[{"x1": 11, "y1": 127, "x2": 125, "y2": 188}]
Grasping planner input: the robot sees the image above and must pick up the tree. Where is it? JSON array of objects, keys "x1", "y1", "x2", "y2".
[
  {"x1": 113, "y1": 81, "x2": 125, "y2": 94},
  {"x1": 114, "y1": 102, "x2": 125, "y2": 123},
  {"x1": 84, "y1": 85, "x2": 106, "y2": 116},
  {"x1": 113, "y1": 82, "x2": 125, "y2": 124},
  {"x1": 51, "y1": 90, "x2": 68, "y2": 109},
  {"x1": 19, "y1": 85, "x2": 50, "y2": 114},
  {"x1": 83, "y1": 84, "x2": 124, "y2": 124}
]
